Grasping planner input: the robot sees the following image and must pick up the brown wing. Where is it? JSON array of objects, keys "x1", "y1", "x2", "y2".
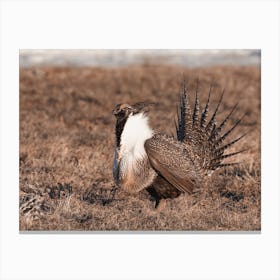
[{"x1": 144, "y1": 135, "x2": 200, "y2": 194}]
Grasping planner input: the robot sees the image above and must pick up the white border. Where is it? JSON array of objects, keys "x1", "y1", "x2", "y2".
[{"x1": 1, "y1": 1, "x2": 279, "y2": 280}]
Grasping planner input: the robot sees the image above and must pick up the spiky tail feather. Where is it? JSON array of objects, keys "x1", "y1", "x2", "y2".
[
  {"x1": 176, "y1": 80, "x2": 247, "y2": 172},
  {"x1": 176, "y1": 80, "x2": 192, "y2": 142}
]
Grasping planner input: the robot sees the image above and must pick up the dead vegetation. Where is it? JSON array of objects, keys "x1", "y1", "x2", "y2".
[{"x1": 20, "y1": 64, "x2": 261, "y2": 231}]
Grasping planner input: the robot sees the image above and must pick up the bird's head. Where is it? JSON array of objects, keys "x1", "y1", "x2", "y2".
[
  {"x1": 112, "y1": 102, "x2": 155, "y2": 120},
  {"x1": 112, "y1": 103, "x2": 134, "y2": 119}
]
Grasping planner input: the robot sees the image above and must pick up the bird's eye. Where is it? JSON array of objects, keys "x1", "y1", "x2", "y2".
[{"x1": 118, "y1": 109, "x2": 126, "y2": 116}]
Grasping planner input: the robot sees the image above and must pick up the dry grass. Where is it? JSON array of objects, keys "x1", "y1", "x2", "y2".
[{"x1": 19, "y1": 64, "x2": 261, "y2": 231}]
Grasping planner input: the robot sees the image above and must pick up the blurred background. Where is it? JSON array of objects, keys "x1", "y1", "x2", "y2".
[{"x1": 20, "y1": 49, "x2": 260, "y2": 68}]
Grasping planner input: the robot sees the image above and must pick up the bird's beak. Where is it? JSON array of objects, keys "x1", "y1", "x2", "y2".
[{"x1": 112, "y1": 107, "x2": 119, "y2": 115}]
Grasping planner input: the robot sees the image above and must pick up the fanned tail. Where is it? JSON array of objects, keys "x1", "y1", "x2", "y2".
[{"x1": 176, "y1": 81, "x2": 247, "y2": 172}]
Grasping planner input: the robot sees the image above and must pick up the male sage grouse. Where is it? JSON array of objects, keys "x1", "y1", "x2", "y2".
[{"x1": 112, "y1": 81, "x2": 247, "y2": 206}]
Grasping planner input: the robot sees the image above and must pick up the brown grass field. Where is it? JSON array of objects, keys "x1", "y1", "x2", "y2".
[{"x1": 19, "y1": 64, "x2": 261, "y2": 231}]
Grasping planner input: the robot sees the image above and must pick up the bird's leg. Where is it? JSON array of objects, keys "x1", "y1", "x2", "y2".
[
  {"x1": 154, "y1": 198, "x2": 161, "y2": 208},
  {"x1": 146, "y1": 186, "x2": 162, "y2": 208}
]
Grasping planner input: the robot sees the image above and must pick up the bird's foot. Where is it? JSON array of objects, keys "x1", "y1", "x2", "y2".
[{"x1": 155, "y1": 199, "x2": 167, "y2": 211}]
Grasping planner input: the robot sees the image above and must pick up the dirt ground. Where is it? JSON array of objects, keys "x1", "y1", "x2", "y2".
[{"x1": 19, "y1": 64, "x2": 261, "y2": 231}]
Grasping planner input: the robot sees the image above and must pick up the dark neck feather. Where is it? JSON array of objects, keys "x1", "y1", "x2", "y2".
[{"x1": 115, "y1": 116, "x2": 129, "y2": 148}]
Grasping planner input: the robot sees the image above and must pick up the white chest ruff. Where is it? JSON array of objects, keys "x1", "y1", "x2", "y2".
[
  {"x1": 119, "y1": 113, "x2": 153, "y2": 162},
  {"x1": 116, "y1": 113, "x2": 156, "y2": 192}
]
